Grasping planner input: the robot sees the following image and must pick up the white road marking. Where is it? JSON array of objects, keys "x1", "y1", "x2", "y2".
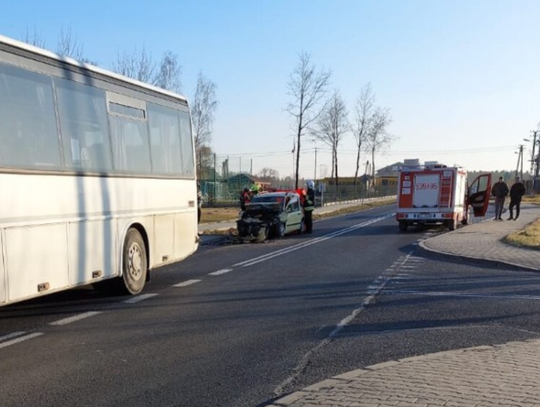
[
  {"x1": 0, "y1": 331, "x2": 27, "y2": 343},
  {"x1": 123, "y1": 293, "x2": 158, "y2": 304},
  {"x1": 385, "y1": 290, "x2": 540, "y2": 301},
  {"x1": 274, "y1": 251, "x2": 413, "y2": 396},
  {"x1": 173, "y1": 279, "x2": 201, "y2": 287},
  {"x1": 209, "y1": 269, "x2": 233, "y2": 276},
  {"x1": 49, "y1": 311, "x2": 102, "y2": 326},
  {"x1": 0, "y1": 332, "x2": 43, "y2": 349},
  {"x1": 235, "y1": 215, "x2": 394, "y2": 268}
]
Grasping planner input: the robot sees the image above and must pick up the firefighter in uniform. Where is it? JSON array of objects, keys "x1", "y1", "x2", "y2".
[{"x1": 303, "y1": 180, "x2": 315, "y2": 233}]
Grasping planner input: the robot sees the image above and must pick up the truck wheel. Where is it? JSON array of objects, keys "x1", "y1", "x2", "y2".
[
  {"x1": 399, "y1": 221, "x2": 408, "y2": 232},
  {"x1": 121, "y1": 229, "x2": 147, "y2": 295},
  {"x1": 462, "y1": 205, "x2": 473, "y2": 225},
  {"x1": 93, "y1": 228, "x2": 147, "y2": 296},
  {"x1": 447, "y1": 219, "x2": 457, "y2": 231}
]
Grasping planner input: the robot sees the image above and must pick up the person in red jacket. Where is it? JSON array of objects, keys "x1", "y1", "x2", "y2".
[{"x1": 239, "y1": 188, "x2": 251, "y2": 211}]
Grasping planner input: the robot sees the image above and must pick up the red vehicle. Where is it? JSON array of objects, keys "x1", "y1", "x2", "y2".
[{"x1": 396, "y1": 160, "x2": 491, "y2": 231}]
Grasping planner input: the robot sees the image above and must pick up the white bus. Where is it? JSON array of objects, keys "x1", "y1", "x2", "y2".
[{"x1": 0, "y1": 35, "x2": 199, "y2": 306}]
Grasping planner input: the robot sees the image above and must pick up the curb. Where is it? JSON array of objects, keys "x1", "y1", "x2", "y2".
[
  {"x1": 265, "y1": 339, "x2": 540, "y2": 407},
  {"x1": 418, "y1": 240, "x2": 540, "y2": 272}
]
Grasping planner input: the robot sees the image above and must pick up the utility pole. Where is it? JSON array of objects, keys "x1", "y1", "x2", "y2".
[
  {"x1": 529, "y1": 131, "x2": 537, "y2": 173},
  {"x1": 535, "y1": 137, "x2": 540, "y2": 193},
  {"x1": 531, "y1": 130, "x2": 540, "y2": 192},
  {"x1": 314, "y1": 148, "x2": 317, "y2": 181},
  {"x1": 516, "y1": 145, "x2": 524, "y2": 180}
]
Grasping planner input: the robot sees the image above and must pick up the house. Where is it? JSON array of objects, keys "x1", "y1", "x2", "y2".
[
  {"x1": 225, "y1": 174, "x2": 271, "y2": 191},
  {"x1": 375, "y1": 162, "x2": 403, "y2": 190}
]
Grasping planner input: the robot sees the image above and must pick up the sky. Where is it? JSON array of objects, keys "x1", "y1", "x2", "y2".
[{"x1": 1, "y1": 0, "x2": 540, "y2": 180}]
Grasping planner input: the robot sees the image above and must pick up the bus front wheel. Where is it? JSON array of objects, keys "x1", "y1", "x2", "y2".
[{"x1": 122, "y1": 229, "x2": 147, "y2": 295}]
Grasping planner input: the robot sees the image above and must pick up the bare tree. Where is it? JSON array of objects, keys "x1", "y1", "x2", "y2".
[
  {"x1": 197, "y1": 145, "x2": 215, "y2": 180},
  {"x1": 352, "y1": 83, "x2": 375, "y2": 184},
  {"x1": 57, "y1": 26, "x2": 85, "y2": 61},
  {"x1": 364, "y1": 107, "x2": 394, "y2": 181},
  {"x1": 286, "y1": 51, "x2": 331, "y2": 188},
  {"x1": 153, "y1": 51, "x2": 182, "y2": 93},
  {"x1": 257, "y1": 167, "x2": 280, "y2": 182},
  {"x1": 22, "y1": 26, "x2": 45, "y2": 48},
  {"x1": 111, "y1": 47, "x2": 155, "y2": 83},
  {"x1": 192, "y1": 71, "x2": 218, "y2": 152},
  {"x1": 312, "y1": 90, "x2": 349, "y2": 186}
]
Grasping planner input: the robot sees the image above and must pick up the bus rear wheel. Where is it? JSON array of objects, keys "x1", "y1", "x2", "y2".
[{"x1": 121, "y1": 229, "x2": 147, "y2": 295}]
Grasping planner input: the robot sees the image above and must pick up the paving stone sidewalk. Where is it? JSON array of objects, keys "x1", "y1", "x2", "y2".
[
  {"x1": 268, "y1": 339, "x2": 540, "y2": 407},
  {"x1": 420, "y1": 204, "x2": 540, "y2": 271},
  {"x1": 263, "y1": 204, "x2": 540, "y2": 407}
]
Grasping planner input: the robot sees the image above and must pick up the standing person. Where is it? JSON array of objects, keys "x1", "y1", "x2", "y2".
[
  {"x1": 239, "y1": 188, "x2": 251, "y2": 211},
  {"x1": 508, "y1": 176, "x2": 526, "y2": 220},
  {"x1": 491, "y1": 176, "x2": 509, "y2": 221},
  {"x1": 197, "y1": 182, "x2": 203, "y2": 224},
  {"x1": 303, "y1": 180, "x2": 316, "y2": 233}
]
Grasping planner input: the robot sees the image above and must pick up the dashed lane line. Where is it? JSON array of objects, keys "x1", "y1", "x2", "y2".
[
  {"x1": 123, "y1": 293, "x2": 158, "y2": 304},
  {"x1": 49, "y1": 311, "x2": 103, "y2": 326},
  {"x1": 0, "y1": 331, "x2": 27, "y2": 343},
  {"x1": 384, "y1": 289, "x2": 540, "y2": 301},
  {"x1": 209, "y1": 269, "x2": 233, "y2": 276},
  {"x1": 273, "y1": 251, "x2": 414, "y2": 396},
  {"x1": 173, "y1": 279, "x2": 202, "y2": 287},
  {"x1": 0, "y1": 332, "x2": 43, "y2": 350}
]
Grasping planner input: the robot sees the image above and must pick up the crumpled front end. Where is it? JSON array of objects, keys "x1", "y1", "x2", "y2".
[{"x1": 236, "y1": 203, "x2": 285, "y2": 242}]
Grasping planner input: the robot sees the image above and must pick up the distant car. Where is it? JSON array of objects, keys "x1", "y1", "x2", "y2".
[{"x1": 236, "y1": 191, "x2": 304, "y2": 242}]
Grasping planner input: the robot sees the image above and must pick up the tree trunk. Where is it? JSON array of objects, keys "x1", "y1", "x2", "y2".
[
  {"x1": 371, "y1": 147, "x2": 376, "y2": 185},
  {"x1": 354, "y1": 144, "x2": 361, "y2": 184},
  {"x1": 295, "y1": 111, "x2": 302, "y2": 189},
  {"x1": 334, "y1": 146, "x2": 339, "y2": 189},
  {"x1": 330, "y1": 149, "x2": 335, "y2": 180}
]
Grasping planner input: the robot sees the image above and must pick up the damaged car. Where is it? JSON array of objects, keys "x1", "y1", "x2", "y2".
[{"x1": 236, "y1": 191, "x2": 304, "y2": 242}]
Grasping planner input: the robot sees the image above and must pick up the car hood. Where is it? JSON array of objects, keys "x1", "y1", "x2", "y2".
[{"x1": 242, "y1": 202, "x2": 283, "y2": 215}]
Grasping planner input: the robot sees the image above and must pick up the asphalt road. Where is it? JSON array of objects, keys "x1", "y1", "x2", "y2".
[{"x1": 2, "y1": 204, "x2": 540, "y2": 407}]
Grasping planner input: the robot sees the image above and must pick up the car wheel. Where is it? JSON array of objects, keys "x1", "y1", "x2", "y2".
[
  {"x1": 299, "y1": 218, "x2": 306, "y2": 234},
  {"x1": 255, "y1": 226, "x2": 269, "y2": 243},
  {"x1": 276, "y1": 222, "x2": 286, "y2": 238}
]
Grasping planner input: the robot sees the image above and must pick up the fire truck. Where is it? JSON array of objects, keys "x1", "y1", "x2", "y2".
[{"x1": 396, "y1": 159, "x2": 491, "y2": 231}]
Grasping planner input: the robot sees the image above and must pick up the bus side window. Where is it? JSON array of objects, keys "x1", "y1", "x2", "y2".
[
  {"x1": 0, "y1": 64, "x2": 61, "y2": 169},
  {"x1": 56, "y1": 78, "x2": 112, "y2": 172}
]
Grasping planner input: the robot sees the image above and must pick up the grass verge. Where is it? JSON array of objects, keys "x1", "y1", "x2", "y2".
[
  {"x1": 504, "y1": 217, "x2": 540, "y2": 250},
  {"x1": 523, "y1": 195, "x2": 540, "y2": 205},
  {"x1": 200, "y1": 207, "x2": 240, "y2": 224},
  {"x1": 503, "y1": 195, "x2": 540, "y2": 250}
]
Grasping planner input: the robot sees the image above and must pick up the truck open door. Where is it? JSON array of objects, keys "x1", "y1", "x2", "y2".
[{"x1": 465, "y1": 173, "x2": 492, "y2": 221}]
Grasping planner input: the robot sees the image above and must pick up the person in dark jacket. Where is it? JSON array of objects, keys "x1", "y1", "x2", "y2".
[
  {"x1": 491, "y1": 176, "x2": 509, "y2": 220},
  {"x1": 197, "y1": 182, "x2": 203, "y2": 224},
  {"x1": 303, "y1": 180, "x2": 315, "y2": 233},
  {"x1": 508, "y1": 176, "x2": 526, "y2": 220}
]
